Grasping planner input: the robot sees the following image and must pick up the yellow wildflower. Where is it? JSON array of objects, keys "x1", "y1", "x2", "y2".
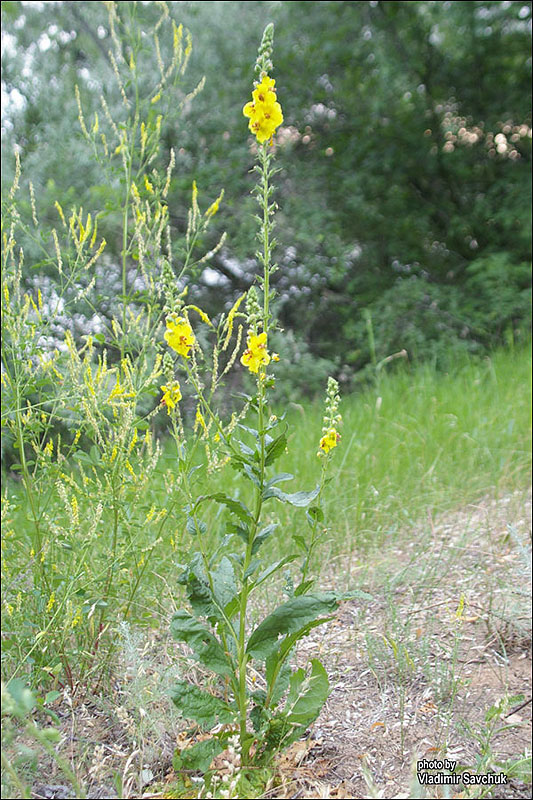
[
  {"x1": 206, "y1": 189, "x2": 224, "y2": 218},
  {"x1": 194, "y1": 406, "x2": 208, "y2": 434},
  {"x1": 243, "y1": 75, "x2": 283, "y2": 143},
  {"x1": 240, "y1": 331, "x2": 270, "y2": 373},
  {"x1": 319, "y1": 428, "x2": 340, "y2": 454},
  {"x1": 164, "y1": 316, "x2": 195, "y2": 358},
  {"x1": 161, "y1": 381, "x2": 182, "y2": 413}
]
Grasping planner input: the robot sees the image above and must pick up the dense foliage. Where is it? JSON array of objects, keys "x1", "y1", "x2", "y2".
[{"x1": 2, "y1": 0, "x2": 531, "y2": 389}]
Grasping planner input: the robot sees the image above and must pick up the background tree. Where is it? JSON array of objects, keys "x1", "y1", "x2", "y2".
[{"x1": 2, "y1": 0, "x2": 531, "y2": 390}]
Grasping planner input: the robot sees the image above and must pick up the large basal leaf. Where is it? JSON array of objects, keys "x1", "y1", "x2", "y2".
[
  {"x1": 170, "y1": 611, "x2": 234, "y2": 677},
  {"x1": 173, "y1": 737, "x2": 223, "y2": 773},
  {"x1": 170, "y1": 681, "x2": 235, "y2": 728},
  {"x1": 179, "y1": 554, "x2": 217, "y2": 620},
  {"x1": 246, "y1": 592, "x2": 339, "y2": 660},
  {"x1": 179, "y1": 553, "x2": 240, "y2": 624}
]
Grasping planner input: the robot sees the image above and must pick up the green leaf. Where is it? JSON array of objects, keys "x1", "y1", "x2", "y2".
[
  {"x1": 265, "y1": 472, "x2": 294, "y2": 489},
  {"x1": 186, "y1": 516, "x2": 207, "y2": 536},
  {"x1": 263, "y1": 485, "x2": 320, "y2": 507},
  {"x1": 264, "y1": 618, "x2": 328, "y2": 704},
  {"x1": 294, "y1": 579, "x2": 315, "y2": 596},
  {"x1": 499, "y1": 755, "x2": 532, "y2": 783},
  {"x1": 243, "y1": 558, "x2": 263, "y2": 581},
  {"x1": 252, "y1": 556, "x2": 297, "y2": 589},
  {"x1": 306, "y1": 505, "x2": 324, "y2": 527},
  {"x1": 285, "y1": 658, "x2": 329, "y2": 726},
  {"x1": 179, "y1": 554, "x2": 218, "y2": 621},
  {"x1": 170, "y1": 681, "x2": 235, "y2": 728},
  {"x1": 207, "y1": 493, "x2": 254, "y2": 525},
  {"x1": 226, "y1": 521, "x2": 250, "y2": 544},
  {"x1": 243, "y1": 463, "x2": 261, "y2": 487},
  {"x1": 211, "y1": 556, "x2": 237, "y2": 611},
  {"x1": 179, "y1": 553, "x2": 237, "y2": 624},
  {"x1": 173, "y1": 738, "x2": 223, "y2": 773},
  {"x1": 170, "y1": 611, "x2": 234, "y2": 677},
  {"x1": 265, "y1": 432, "x2": 287, "y2": 466},
  {"x1": 246, "y1": 592, "x2": 339, "y2": 660},
  {"x1": 251, "y1": 522, "x2": 278, "y2": 555},
  {"x1": 5, "y1": 679, "x2": 36, "y2": 717}
]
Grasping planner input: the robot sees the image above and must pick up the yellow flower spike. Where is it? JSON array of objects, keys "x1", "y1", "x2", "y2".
[
  {"x1": 223, "y1": 293, "x2": 245, "y2": 349},
  {"x1": 319, "y1": 428, "x2": 341, "y2": 454},
  {"x1": 240, "y1": 331, "x2": 271, "y2": 373},
  {"x1": 90, "y1": 218, "x2": 98, "y2": 248},
  {"x1": 54, "y1": 200, "x2": 66, "y2": 226},
  {"x1": 243, "y1": 74, "x2": 283, "y2": 143},
  {"x1": 161, "y1": 381, "x2": 182, "y2": 414},
  {"x1": 206, "y1": 189, "x2": 224, "y2": 218},
  {"x1": 144, "y1": 175, "x2": 154, "y2": 194},
  {"x1": 194, "y1": 406, "x2": 208, "y2": 435},
  {"x1": 164, "y1": 316, "x2": 195, "y2": 358},
  {"x1": 187, "y1": 305, "x2": 213, "y2": 326}
]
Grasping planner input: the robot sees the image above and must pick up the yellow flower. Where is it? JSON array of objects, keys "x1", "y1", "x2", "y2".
[
  {"x1": 206, "y1": 189, "x2": 224, "y2": 218},
  {"x1": 240, "y1": 331, "x2": 270, "y2": 373},
  {"x1": 243, "y1": 75, "x2": 283, "y2": 143},
  {"x1": 161, "y1": 381, "x2": 182, "y2": 413},
  {"x1": 164, "y1": 316, "x2": 195, "y2": 358},
  {"x1": 319, "y1": 428, "x2": 340, "y2": 454},
  {"x1": 252, "y1": 75, "x2": 277, "y2": 104}
]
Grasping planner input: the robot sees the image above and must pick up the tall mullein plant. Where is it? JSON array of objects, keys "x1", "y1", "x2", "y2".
[{"x1": 168, "y1": 26, "x2": 368, "y2": 781}]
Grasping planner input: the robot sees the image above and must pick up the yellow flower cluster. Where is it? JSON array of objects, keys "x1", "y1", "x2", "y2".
[
  {"x1": 240, "y1": 331, "x2": 270, "y2": 373},
  {"x1": 161, "y1": 381, "x2": 182, "y2": 413},
  {"x1": 319, "y1": 428, "x2": 340, "y2": 454},
  {"x1": 164, "y1": 316, "x2": 195, "y2": 358},
  {"x1": 243, "y1": 75, "x2": 283, "y2": 143}
]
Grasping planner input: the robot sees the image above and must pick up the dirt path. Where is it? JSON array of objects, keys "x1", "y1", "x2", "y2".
[{"x1": 270, "y1": 487, "x2": 532, "y2": 798}]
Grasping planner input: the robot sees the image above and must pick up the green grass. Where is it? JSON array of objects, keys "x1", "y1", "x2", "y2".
[
  {"x1": 279, "y1": 344, "x2": 531, "y2": 555},
  {"x1": 2, "y1": 344, "x2": 531, "y2": 681}
]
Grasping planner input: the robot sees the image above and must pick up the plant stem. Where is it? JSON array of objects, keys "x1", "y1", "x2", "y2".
[{"x1": 237, "y1": 142, "x2": 272, "y2": 759}]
